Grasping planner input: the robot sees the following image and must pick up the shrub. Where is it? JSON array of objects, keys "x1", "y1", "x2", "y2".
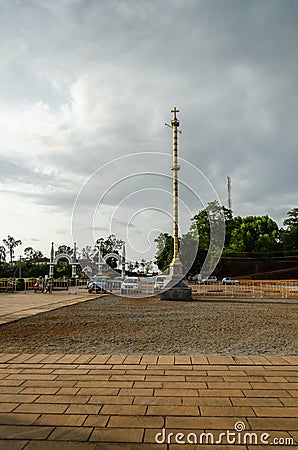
[{"x1": 16, "y1": 278, "x2": 25, "y2": 291}]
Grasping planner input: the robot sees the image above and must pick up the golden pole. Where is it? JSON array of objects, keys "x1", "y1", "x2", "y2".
[
  {"x1": 160, "y1": 107, "x2": 192, "y2": 300},
  {"x1": 170, "y1": 107, "x2": 181, "y2": 264}
]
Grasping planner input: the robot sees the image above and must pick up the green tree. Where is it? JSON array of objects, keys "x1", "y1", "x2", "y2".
[
  {"x1": 190, "y1": 201, "x2": 227, "y2": 247},
  {"x1": 23, "y1": 247, "x2": 43, "y2": 261},
  {"x1": 189, "y1": 201, "x2": 227, "y2": 275},
  {"x1": 281, "y1": 208, "x2": 298, "y2": 251},
  {"x1": 55, "y1": 258, "x2": 72, "y2": 277},
  {"x1": 144, "y1": 261, "x2": 153, "y2": 274},
  {"x1": 222, "y1": 207, "x2": 234, "y2": 248},
  {"x1": 284, "y1": 208, "x2": 298, "y2": 228},
  {"x1": 155, "y1": 233, "x2": 174, "y2": 272},
  {"x1": 127, "y1": 262, "x2": 134, "y2": 272},
  {"x1": 21, "y1": 263, "x2": 49, "y2": 278},
  {"x1": 56, "y1": 245, "x2": 73, "y2": 256},
  {"x1": 0, "y1": 246, "x2": 6, "y2": 264},
  {"x1": 96, "y1": 235, "x2": 124, "y2": 254},
  {"x1": 79, "y1": 246, "x2": 93, "y2": 259},
  {"x1": 140, "y1": 259, "x2": 146, "y2": 272},
  {"x1": 154, "y1": 233, "x2": 169, "y2": 256},
  {"x1": 190, "y1": 208, "x2": 209, "y2": 250},
  {"x1": 95, "y1": 235, "x2": 124, "y2": 269},
  {"x1": 226, "y1": 215, "x2": 280, "y2": 254},
  {"x1": 53, "y1": 245, "x2": 73, "y2": 277},
  {"x1": 3, "y1": 236, "x2": 22, "y2": 264},
  {"x1": 154, "y1": 203, "x2": 284, "y2": 277},
  {"x1": 182, "y1": 232, "x2": 202, "y2": 276}
]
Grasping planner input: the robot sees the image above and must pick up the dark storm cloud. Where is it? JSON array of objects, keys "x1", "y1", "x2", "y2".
[{"x1": 0, "y1": 0, "x2": 298, "y2": 229}]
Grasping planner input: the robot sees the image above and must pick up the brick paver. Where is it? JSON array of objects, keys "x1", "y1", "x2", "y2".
[
  {"x1": 0, "y1": 354, "x2": 297, "y2": 449},
  {"x1": 0, "y1": 293, "x2": 97, "y2": 325}
]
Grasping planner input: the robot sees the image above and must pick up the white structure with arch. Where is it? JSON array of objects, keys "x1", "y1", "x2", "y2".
[
  {"x1": 53, "y1": 253, "x2": 73, "y2": 264},
  {"x1": 103, "y1": 253, "x2": 121, "y2": 264},
  {"x1": 48, "y1": 243, "x2": 79, "y2": 278},
  {"x1": 97, "y1": 244, "x2": 126, "y2": 277}
]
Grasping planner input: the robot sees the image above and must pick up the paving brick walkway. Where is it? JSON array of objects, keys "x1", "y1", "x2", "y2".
[
  {"x1": 0, "y1": 354, "x2": 297, "y2": 449},
  {"x1": 0, "y1": 292, "x2": 95, "y2": 325}
]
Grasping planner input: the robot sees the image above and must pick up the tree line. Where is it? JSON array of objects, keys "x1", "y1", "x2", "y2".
[
  {"x1": 155, "y1": 204, "x2": 298, "y2": 277},
  {"x1": 0, "y1": 234, "x2": 154, "y2": 278},
  {"x1": 1, "y1": 206, "x2": 297, "y2": 279}
]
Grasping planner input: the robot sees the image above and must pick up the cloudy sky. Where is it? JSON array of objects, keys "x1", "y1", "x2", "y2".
[{"x1": 1, "y1": 0, "x2": 298, "y2": 264}]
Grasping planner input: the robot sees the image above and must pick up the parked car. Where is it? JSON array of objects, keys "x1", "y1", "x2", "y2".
[
  {"x1": 222, "y1": 277, "x2": 240, "y2": 285},
  {"x1": 198, "y1": 276, "x2": 217, "y2": 284},
  {"x1": 154, "y1": 275, "x2": 167, "y2": 293},
  {"x1": 121, "y1": 277, "x2": 141, "y2": 295},
  {"x1": 92, "y1": 276, "x2": 112, "y2": 293}
]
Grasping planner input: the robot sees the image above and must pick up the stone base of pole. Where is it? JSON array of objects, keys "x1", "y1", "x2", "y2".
[{"x1": 160, "y1": 257, "x2": 192, "y2": 301}]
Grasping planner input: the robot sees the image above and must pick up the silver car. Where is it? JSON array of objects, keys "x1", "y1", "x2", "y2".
[
  {"x1": 121, "y1": 277, "x2": 141, "y2": 295},
  {"x1": 222, "y1": 277, "x2": 240, "y2": 285},
  {"x1": 198, "y1": 276, "x2": 217, "y2": 285}
]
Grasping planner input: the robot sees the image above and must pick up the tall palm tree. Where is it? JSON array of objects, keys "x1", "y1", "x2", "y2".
[
  {"x1": 0, "y1": 246, "x2": 6, "y2": 264},
  {"x1": 3, "y1": 236, "x2": 22, "y2": 265}
]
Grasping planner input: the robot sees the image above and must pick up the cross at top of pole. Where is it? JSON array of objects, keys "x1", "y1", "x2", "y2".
[
  {"x1": 171, "y1": 107, "x2": 180, "y2": 119},
  {"x1": 171, "y1": 107, "x2": 180, "y2": 127}
]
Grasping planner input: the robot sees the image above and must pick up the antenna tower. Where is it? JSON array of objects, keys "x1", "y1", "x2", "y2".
[{"x1": 227, "y1": 176, "x2": 232, "y2": 211}]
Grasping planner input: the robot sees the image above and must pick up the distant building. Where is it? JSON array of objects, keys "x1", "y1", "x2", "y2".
[{"x1": 31, "y1": 257, "x2": 50, "y2": 265}]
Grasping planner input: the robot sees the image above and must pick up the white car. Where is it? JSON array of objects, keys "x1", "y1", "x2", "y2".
[
  {"x1": 198, "y1": 276, "x2": 217, "y2": 285},
  {"x1": 121, "y1": 277, "x2": 141, "y2": 295},
  {"x1": 222, "y1": 277, "x2": 240, "y2": 285},
  {"x1": 154, "y1": 275, "x2": 167, "y2": 293}
]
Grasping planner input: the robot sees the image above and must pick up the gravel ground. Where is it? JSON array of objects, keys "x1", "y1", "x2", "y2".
[{"x1": 0, "y1": 295, "x2": 297, "y2": 355}]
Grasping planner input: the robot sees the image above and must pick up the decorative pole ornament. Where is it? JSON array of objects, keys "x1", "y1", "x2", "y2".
[
  {"x1": 72, "y1": 242, "x2": 78, "y2": 277},
  {"x1": 49, "y1": 242, "x2": 54, "y2": 278},
  {"x1": 97, "y1": 242, "x2": 104, "y2": 275},
  {"x1": 160, "y1": 108, "x2": 192, "y2": 301}
]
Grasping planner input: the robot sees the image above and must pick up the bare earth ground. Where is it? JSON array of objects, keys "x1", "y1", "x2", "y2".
[{"x1": 0, "y1": 295, "x2": 297, "y2": 355}]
